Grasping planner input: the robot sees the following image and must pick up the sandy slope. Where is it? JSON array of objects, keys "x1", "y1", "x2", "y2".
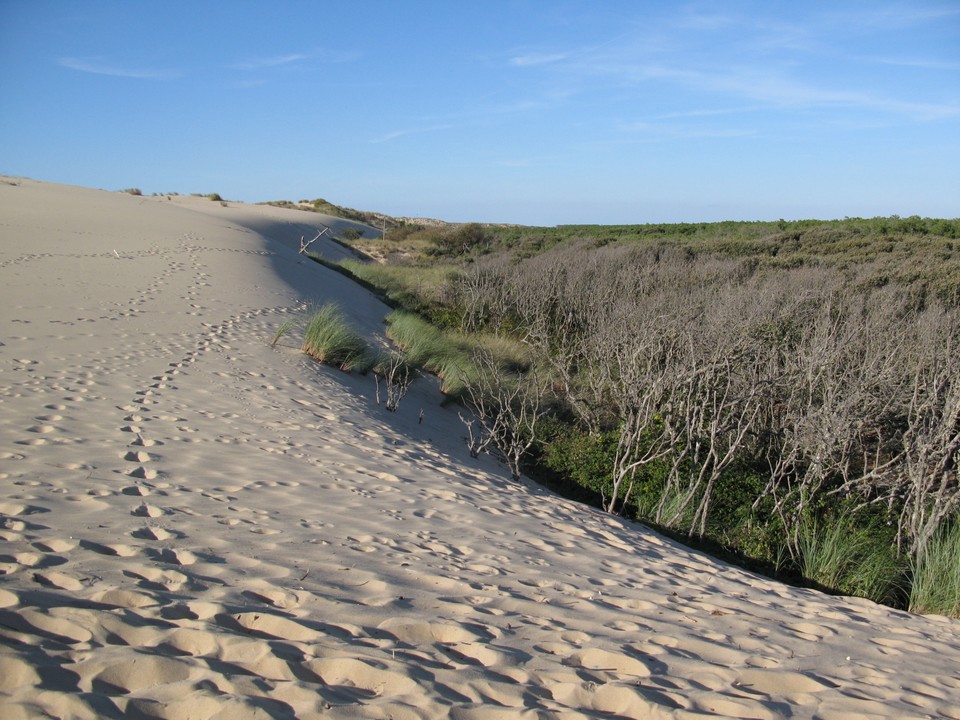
[{"x1": 1, "y1": 176, "x2": 959, "y2": 720}]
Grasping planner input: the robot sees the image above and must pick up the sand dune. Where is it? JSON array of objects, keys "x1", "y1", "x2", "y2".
[{"x1": 1, "y1": 176, "x2": 959, "y2": 719}]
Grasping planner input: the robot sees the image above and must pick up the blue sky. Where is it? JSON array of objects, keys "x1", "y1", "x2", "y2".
[{"x1": 1, "y1": 1, "x2": 958, "y2": 224}]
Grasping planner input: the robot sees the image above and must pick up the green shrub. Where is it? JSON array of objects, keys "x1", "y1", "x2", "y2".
[
  {"x1": 301, "y1": 304, "x2": 372, "y2": 372},
  {"x1": 121, "y1": 188, "x2": 142, "y2": 196},
  {"x1": 910, "y1": 522, "x2": 960, "y2": 616},
  {"x1": 542, "y1": 426, "x2": 619, "y2": 497}
]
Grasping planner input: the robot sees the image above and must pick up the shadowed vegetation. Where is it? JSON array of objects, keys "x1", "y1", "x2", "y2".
[{"x1": 318, "y1": 214, "x2": 960, "y2": 615}]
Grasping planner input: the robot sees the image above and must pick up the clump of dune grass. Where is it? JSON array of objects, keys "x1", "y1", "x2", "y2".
[
  {"x1": 384, "y1": 310, "x2": 533, "y2": 400},
  {"x1": 796, "y1": 514, "x2": 905, "y2": 604},
  {"x1": 910, "y1": 522, "x2": 960, "y2": 616},
  {"x1": 385, "y1": 311, "x2": 467, "y2": 391},
  {"x1": 302, "y1": 304, "x2": 372, "y2": 372}
]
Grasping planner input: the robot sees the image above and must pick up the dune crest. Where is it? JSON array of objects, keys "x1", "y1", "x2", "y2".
[{"x1": 1, "y1": 177, "x2": 959, "y2": 718}]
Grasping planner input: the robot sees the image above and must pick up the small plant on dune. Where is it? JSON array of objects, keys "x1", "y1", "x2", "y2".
[
  {"x1": 373, "y1": 350, "x2": 418, "y2": 411},
  {"x1": 121, "y1": 188, "x2": 142, "y2": 196},
  {"x1": 301, "y1": 304, "x2": 372, "y2": 372},
  {"x1": 270, "y1": 318, "x2": 296, "y2": 347},
  {"x1": 910, "y1": 522, "x2": 960, "y2": 616}
]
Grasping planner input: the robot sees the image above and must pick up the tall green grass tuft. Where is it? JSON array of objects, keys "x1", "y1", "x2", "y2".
[
  {"x1": 301, "y1": 304, "x2": 372, "y2": 372},
  {"x1": 796, "y1": 514, "x2": 905, "y2": 604},
  {"x1": 384, "y1": 311, "x2": 470, "y2": 393},
  {"x1": 384, "y1": 310, "x2": 533, "y2": 399},
  {"x1": 910, "y1": 522, "x2": 960, "y2": 616}
]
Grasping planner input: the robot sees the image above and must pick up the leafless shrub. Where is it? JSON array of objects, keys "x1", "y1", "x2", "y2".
[
  {"x1": 454, "y1": 239, "x2": 960, "y2": 558},
  {"x1": 459, "y1": 348, "x2": 551, "y2": 481},
  {"x1": 373, "y1": 351, "x2": 416, "y2": 412}
]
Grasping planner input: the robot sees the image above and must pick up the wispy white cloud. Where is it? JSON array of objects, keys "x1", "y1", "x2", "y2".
[
  {"x1": 510, "y1": 52, "x2": 568, "y2": 67},
  {"x1": 827, "y1": 4, "x2": 960, "y2": 30},
  {"x1": 495, "y1": 154, "x2": 563, "y2": 168},
  {"x1": 674, "y1": 9, "x2": 737, "y2": 31},
  {"x1": 864, "y1": 56, "x2": 960, "y2": 71},
  {"x1": 498, "y1": 4, "x2": 958, "y2": 126},
  {"x1": 59, "y1": 57, "x2": 177, "y2": 79},
  {"x1": 653, "y1": 106, "x2": 764, "y2": 120},
  {"x1": 617, "y1": 120, "x2": 757, "y2": 141},
  {"x1": 369, "y1": 124, "x2": 455, "y2": 143},
  {"x1": 562, "y1": 49, "x2": 959, "y2": 122},
  {"x1": 229, "y1": 49, "x2": 361, "y2": 71},
  {"x1": 702, "y1": 68, "x2": 960, "y2": 120},
  {"x1": 229, "y1": 53, "x2": 308, "y2": 71}
]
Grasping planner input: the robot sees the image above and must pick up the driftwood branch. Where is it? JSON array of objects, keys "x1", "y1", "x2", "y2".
[{"x1": 300, "y1": 226, "x2": 330, "y2": 255}]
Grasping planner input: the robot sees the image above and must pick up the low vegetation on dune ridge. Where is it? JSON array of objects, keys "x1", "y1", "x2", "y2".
[{"x1": 303, "y1": 214, "x2": 960, "y2": 617}]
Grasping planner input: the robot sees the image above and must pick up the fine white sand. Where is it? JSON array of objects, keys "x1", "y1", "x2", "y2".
[{"x1": 1, "y1": 176, "x2": 959, "y2": 719}]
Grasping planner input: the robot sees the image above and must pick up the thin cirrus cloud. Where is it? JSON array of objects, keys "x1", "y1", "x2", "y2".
[
  {"x1": 228, "y1": 53, "x2": 308, "y2": 71},
  {"x1": 702, "y1": 68, "x2": 960, "y2": 120},
  {"x1": 228, "y1": 50, "x2": 361, "y2": 71},
  {"x1": 549, "y1": 46, "x2": 958, "y2": 123},
  {"x1": 58, "y1": 56, "x2": 178, "y2": 79},
  {"x1": 509, "y1": 52, "x2": 568, "y2": 67},
  {"x1": 617, "y1": 120, "x2": 757, "y2": 141},
  {"x1": 369, "y1": 124, "x2": 455, "y2": 144},
  {"x1": 865, "y1": 56, "x2": 960, "y2": 71}
]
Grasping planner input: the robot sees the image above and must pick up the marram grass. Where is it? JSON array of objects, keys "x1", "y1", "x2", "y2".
[
  {"x1": 301, "y1": 303, "x2": 373, "y2": 372},
  {"x1": 796, "y1": 514, "x2": 905, "y2": 605},
  {"x1": 910, "y1": 523, "x2": 960, "y2": 616}
]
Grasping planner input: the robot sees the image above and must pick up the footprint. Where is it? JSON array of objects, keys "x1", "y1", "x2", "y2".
[
  {"x1": 131, "y1": 526, "x2": 176, "y2": 541},
  {"x1": 93, "y1": 655, "x2": 196, "y2": 694},
  {"x1": 132, "y1": 502, "x2": 166, "y2": 518},
  {"x1": 156, "y1": 548, "x2": 197, "y2": 566},
  {"x1": 227, "y1": 612, "x2": 322, "y2": 642},
  {"x1": 565, "y1": 647, "x2": 652, "y2": 679},
  {"x1": 79, "y1": 539, "x2": 138, "y2": 557},
  {"x1": 32, "y1": 570, "x2": 84, "y2": 592},
  {"x1": 303, "y1": 657, "x2": 418, "y2": 697},
  {"x1": 124, "y1": 450, "x2": 154, "y2": 462}
]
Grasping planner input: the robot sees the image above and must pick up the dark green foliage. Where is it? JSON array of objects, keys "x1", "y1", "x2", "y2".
[
  {"x1": 427, "y1": 223, "x2": 490, "y2": 257},
  {"x1": 540, "y1": 423, "x2": 619, "y2": 497}
]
